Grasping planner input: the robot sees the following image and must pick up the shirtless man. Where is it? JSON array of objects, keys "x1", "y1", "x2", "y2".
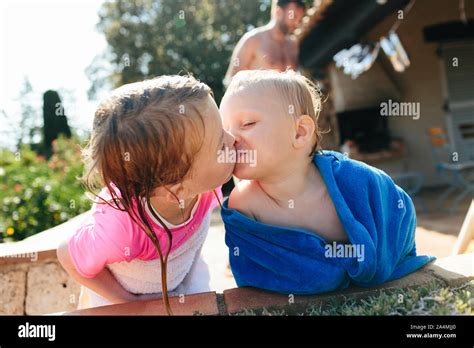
[{"x1": 224, "y1": 0, "x2": 306, "y2": 86}]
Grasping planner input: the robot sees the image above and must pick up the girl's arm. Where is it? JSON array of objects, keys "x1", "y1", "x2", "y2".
[{"x1": 57, "y1": 237, "x2": 139, "y2": 304}]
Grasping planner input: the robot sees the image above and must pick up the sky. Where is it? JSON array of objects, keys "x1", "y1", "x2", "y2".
[{"x1": 0, "y1": 0, "x2": 108, "y2": 149}]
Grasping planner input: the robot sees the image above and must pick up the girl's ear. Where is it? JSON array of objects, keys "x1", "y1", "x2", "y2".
[{"x1": 293, "y1": 115, "x2": 315, "y2": 150}]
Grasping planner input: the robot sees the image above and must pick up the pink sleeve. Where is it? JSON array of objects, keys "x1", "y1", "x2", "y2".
[{"x1": 68, "y1": 203, "x2": 137, "y2": 278}]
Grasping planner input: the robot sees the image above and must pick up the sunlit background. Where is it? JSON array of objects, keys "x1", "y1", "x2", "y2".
[{"x1": 0, "y1": 0, "x2": 108, "y2": 149}]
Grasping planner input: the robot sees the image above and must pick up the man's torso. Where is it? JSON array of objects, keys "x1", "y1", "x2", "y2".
[{"x1": 249, "y1": 29, "x2": 298, "y2": 71}]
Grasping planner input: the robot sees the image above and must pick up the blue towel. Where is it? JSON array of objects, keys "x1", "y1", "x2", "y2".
[{"x1": 222, "y1": 150, "x2": 435, "y2": 295}]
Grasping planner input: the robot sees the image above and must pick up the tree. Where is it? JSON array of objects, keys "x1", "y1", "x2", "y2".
[
  {"x1": 42, "y1": 90, "x2": 72, "y2": 158},
  {"x1": 87, "y1": 0, "x2": 273, "y2": 103}
]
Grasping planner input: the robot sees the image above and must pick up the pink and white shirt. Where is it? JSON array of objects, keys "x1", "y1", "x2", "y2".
[{"x1": 68, "y1": 186, "x2": 222, "y2": 308}]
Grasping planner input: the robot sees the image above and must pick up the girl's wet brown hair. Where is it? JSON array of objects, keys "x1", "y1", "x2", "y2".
[{"x1": 82, "y1": 75, "x2": 214, "y2": 315}]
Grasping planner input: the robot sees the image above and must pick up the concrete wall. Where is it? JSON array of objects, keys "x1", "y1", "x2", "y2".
[
  {"x1": 328, "y1": 0, "x2": 474, "y2": 186},
  {"x1": 0, "y1": 250, "x2": 81, "y2": 315}
]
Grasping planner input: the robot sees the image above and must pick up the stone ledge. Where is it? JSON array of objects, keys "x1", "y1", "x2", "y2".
[
  {"x1": 0, "y1": 258, "x2": 82, "y2": 316},
  {"x1": 2, "y1": 247, "x2": 471, "y2": 316},
  {"x1": 0, "y1": 249, "x2": 57, "y2": 267},
  {"x1": 222, "y1": 254, "x2": 473, "y2": 314},
  {"x1": 64, "y1": 291, "x2": 220, "y2": 316},
  {"x1": 1, "y1": 213, "x2": 87, "y2": 249},
  {"x1": 60, "y1": 266, "x2": 442, "y2": 316},
  {"x1": 223, "y1": 268, "x2": 438, "y2": 314},
  {"x1": 59, "y1": 267, "x2": 442, "y2": 316},
  {"x1": 0, "y1": 213, "x2": 87, "y2": 267},
  {"x1": 0, "y1": 269, "x2": 26, "y2": 315},
  {"x1": 424, "y1": 253, "x2": 474, "y2": 286},
  {"x1": 26, "y1": 261, "x2": 81, "y2": 315},
  {"x1": 59, "y1": 253, "x2": 474, "y2": 315}
]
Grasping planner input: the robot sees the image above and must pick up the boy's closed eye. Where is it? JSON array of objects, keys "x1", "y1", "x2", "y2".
[{"x1": 242, "y1": 121, "x2": 257, "y2": 128}]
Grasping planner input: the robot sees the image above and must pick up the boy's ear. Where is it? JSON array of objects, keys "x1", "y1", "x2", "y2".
[{"x1": 293, "y1": 115, "x2": 315, "y2": 150}]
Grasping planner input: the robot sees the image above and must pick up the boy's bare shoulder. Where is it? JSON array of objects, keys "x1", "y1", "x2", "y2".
[{"x1": 228, "y1": 180, "x2": 260, "y2": 218}]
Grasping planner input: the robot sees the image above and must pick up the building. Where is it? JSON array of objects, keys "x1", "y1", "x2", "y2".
[{"x1": 298, "y1": 0, "x2": 474, "y2": 187}]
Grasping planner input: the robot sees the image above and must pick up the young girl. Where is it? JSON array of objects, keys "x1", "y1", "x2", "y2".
[
  {"x1": 57, "y1": 75, "x2": 235, "y2": 314},
  {"x1": 220, "y1": 69, "x2": 434, "y2": 295}
]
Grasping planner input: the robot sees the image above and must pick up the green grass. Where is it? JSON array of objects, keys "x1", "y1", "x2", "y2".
[{"x1": 231, "y1": 280, "x2": 473, "y2": 316}]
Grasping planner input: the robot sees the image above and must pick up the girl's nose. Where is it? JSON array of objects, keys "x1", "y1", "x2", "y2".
[{"x1": 225, "y1": 129, "x2": 236, "y2": 147}]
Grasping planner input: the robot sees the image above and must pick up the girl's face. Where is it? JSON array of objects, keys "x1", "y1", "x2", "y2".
[{"x1": 181, "y1": 95, "x2": 236, "y2": 195}]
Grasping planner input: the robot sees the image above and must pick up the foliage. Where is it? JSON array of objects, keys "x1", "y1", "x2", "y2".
[
  {"x1": 87, "y1": 0, "x2": 274, "y2": 103},
  {"x1": 0, "y1": 137, "x2": 91, "y2": 242}
]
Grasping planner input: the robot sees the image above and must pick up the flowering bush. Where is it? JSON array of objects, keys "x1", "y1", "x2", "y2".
[{"x1": 0, "y1": 137, "x2": 91, "y2": 242}]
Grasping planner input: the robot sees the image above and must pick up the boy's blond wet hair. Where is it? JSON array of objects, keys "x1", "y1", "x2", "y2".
[{"x1": 225, "y1": 69, "x2": 323, "y2": 156}]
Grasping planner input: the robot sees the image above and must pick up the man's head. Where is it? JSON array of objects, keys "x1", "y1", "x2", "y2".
[{"x1": 272, "y1": 0, "x2": 306, "y2": 35}]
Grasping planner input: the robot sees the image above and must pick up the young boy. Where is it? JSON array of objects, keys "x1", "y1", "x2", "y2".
[{"x1": 219, "y1": 69, "x2": 434, "y2": 295}]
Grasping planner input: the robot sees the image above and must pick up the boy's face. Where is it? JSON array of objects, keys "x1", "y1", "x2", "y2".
[{"x1": 220, "y1": 86, "x2": 295, "y2": 180}]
